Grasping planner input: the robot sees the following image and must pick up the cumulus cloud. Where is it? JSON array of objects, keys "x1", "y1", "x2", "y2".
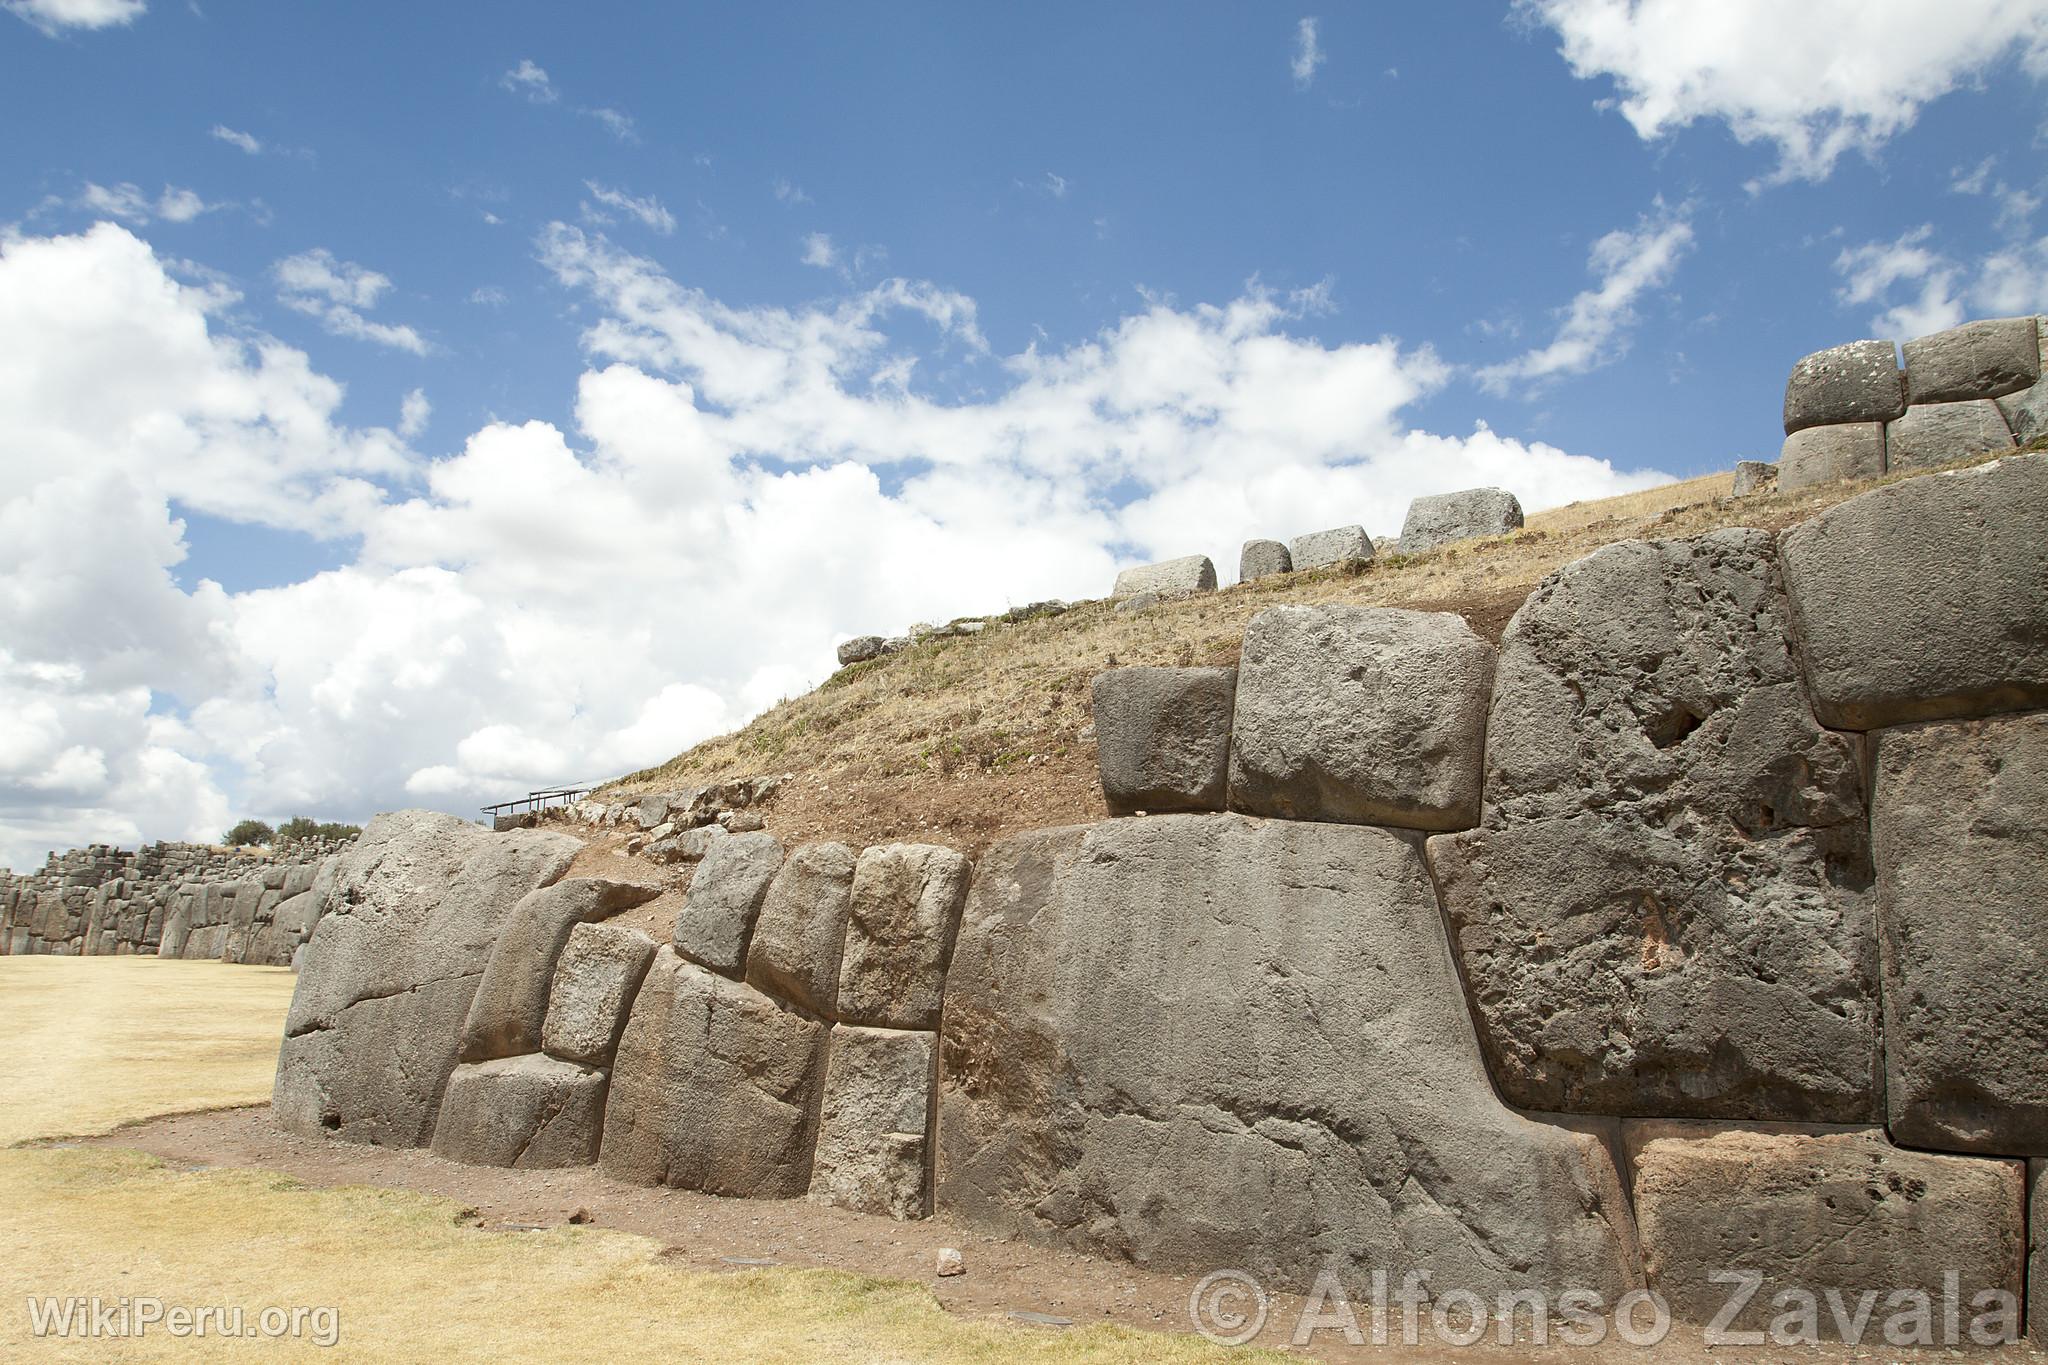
[
  {"x1": 0, "y1": 222, "x2": 1668, "y2": 869},
  {"x1": 800, "y1": 232, "x2": 838, "y2": 269},
  {"x1": 1835, "y1": 224, "x2": 2048, "y2": 337},
  {"x1": 1291, "y1": 17, "x2": 1325, "y2": 89},
  {"x1": 398, "y1": 388, "x2": 431, "y2": 439},
  {"x1": 4, "y1": 0, "x2": 143, "y2": 34},
  {"x1": 73, "y1": 181, "x2": 222, "y2": 224},
  {"x1": 582, "y1": 181, "x2": 676, "y2": 235},
  {"x1": 1475, "y1": 202, "x2": 1694, "y2": 394},
  {"x1": 1519, "y1": 0, "x2": 2048, "y2": 185},
  {"x1": 273, "y1": 248, "x2": 430, "y2": 355}
]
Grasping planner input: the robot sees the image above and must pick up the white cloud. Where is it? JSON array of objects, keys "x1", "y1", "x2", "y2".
[
  {"x1": 1835, "y1": 224, "x2": 2048, "y2": 336},
  {"x1": 1475, "y1": 202, "x2": 1694, "y2": 394},
  {"x1": 772, "y1": 178, "x2": 812, "y2": 206},
  {"x1": 469, "y1": 285, "x2": 509, "y2": 307},
  {"x1": 800, "y1": 232, "x2": 838, "y2": 269},
  {"x1": 4, "y1": 0, "x2": 143, "y2": 34},
  {"x1": 584, "y1": 107, "x2": 639, "y2": 142},
  {"x1": 1044, "y1": 172, "x2": 1069, "y2": 199},
  {"x1": 1291, "y1": 16, "x2": 1325, "y2": 89},
  {"x1": 0, "y1": 222, "x2": 1668, "y2": 869},
  {"x1": 500, "y1": 58, "x2": 557, "y2": 104},
  {"x1": 399, "y1": 388, "x2": 431, "y2": 439},
  {"x1": 1519, "y1": 0, "x2": 2048, "y2": 185},
  {"x1": 582, "y1": 181, "x2": 676, "y2": 235},
  {"x1": 210, "y1": 125, "x2": 261, "y2": 155},
  {"x1": 75, "y1": 181, "x2": 223, "y2": 225},
  {"x1": 274, "y1": 248, "x2": 430, "y2": 355}
]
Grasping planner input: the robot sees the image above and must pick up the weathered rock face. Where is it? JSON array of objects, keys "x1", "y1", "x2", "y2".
[
  {"x1": 1780, "y1": 453, "x2": 2048, "y2": 729},
  {"x1": 807, "y1": 1025, "x2": 934, "y2": 1220},
  {"x1": 838, "y1": 844, "x2": 971, "y2": 1029},
  {"x1": 1873, "y1": 713, "x2": 2048, "y2": 1155},
  {"x1": 1778, "y1": 421, "x2": 1885, "y2": 491},
  {"x1": 1731, "y1": 459, "x2": 1777, "y2": 496},
  {"x1": 1902, "y1": 316, "x2": 2041, "y2": 404},
  {"x1": 1631, "y1": 1124, "x2": 2026, "y2": 1335},
  {"x1": 2031, "y1": 1160, "x2": 2046, "y2": 1349},
  {"x1": 937, "y1": 814, "x2": 1641, "y2": 1298},
  {"x1": 743, "y1": 841, "x2": 856, "y2": 1017},
  {"x1": 1998, "y1": 320, "x2": 2048, "y2": 442},
  {"x1": 272, "y1": 811, "x2": 579, "y2": 1146},
  {"x1": 1396, "y1": 487, "x2": 1523, "y2": 554},
  {"x1": 459, "y1": 877, "x2": 660, "y2": 1063},
  {"x1": 541, "y1": 921, "x2": 658, "y2": 1068},
  {"x1": 1090, "y1": 667, "x2": 1236, "y2": 816},
  {"x1": 837, "y1": 635, "x2": 887, "y2": 666},
  {"x1": 1288, "y1": 524, "x2": 1372, "y2": 571},
  {"x1": 1884, "y1": 398, "x2": 2014, "y2": 472},
  {"x1": 1782, "y1": 338, "x2": 1905, "y2": 433},
  {"x1": 672, "y1": 831, "x2": 783, "y2": 976},
  {"x1": 1228, "y1": 605, "x2": 1493, "y2": 830},
  {"x1": 430, "y1": 1055, "x2": 608, "y2": 1169},
  {"x1": 1237, "y1": 538, "x2": 1291, "y2": 582},
  {"x1": 1433, "y1": 531, "x2": 1878, "y2": 1121},
  {"x1": 1111, "y1": 555, "x2": 1215, "y2": 597},
  {"x1": 600, "y1": 949, "x2": 827, "y2": 1196}
]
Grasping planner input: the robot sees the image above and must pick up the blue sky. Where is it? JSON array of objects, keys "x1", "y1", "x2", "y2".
[{"x1": 2, "y1": 0, "x2": 2044, "y2": 866}]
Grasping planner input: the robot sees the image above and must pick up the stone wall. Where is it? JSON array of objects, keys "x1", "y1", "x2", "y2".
[
  {"x1": 0, "y1": 837, "x2": 349, "y2": 967},
  {"x1": 277, "y1": 453, "x2": 2048, "y2": 1338}
]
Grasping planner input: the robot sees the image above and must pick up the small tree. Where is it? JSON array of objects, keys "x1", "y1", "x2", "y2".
[
  {"x1": 315, "y1": 821, "x2": 363, "y2": 841},
  {"x1": 223, "y1": 819, "x2": 275, "y2": 848},
  {"x1": 274, "y1": 816, "x2": 321, "y2": 843}
]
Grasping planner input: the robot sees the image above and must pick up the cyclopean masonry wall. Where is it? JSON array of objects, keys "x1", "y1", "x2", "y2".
[
  {"x1": 0, "y1": 837, "x2": 350, "y2": 967},
  {"x1": 275, "y1": 452, "x2": 2048, "y2": 1339}
]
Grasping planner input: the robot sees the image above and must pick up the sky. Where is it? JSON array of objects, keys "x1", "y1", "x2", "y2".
[{"x1": 1, "y1": 1, "x2": 2045, "y2": 868}]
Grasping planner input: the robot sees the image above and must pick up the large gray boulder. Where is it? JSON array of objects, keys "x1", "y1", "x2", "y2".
[
  {"x1": 837, "y1": 843, "x2": 971, "y2": 1029},
  {"x1": 1631, "y1": 1123, "x2": 2025, "y2": 1335},
  {"x1": 1433, "y1": 530, "x2": 1878, "y2": 1121},
  {"x1": 743, "y1": 841, "x2": 856, "y2": 1016},
  {"x1": 836, "y1": 635, "x2": 887, "y2": 666},
  {"x1": 1090, "y1": 667, "x2": 1235, "y2": 816},
  {"x1": 1777, "y1": 421, "x2": 1884, "y2": 491},
  {"x1": 2032, "y1": 1160, "x2": 2046, "y2": 1349},
  {"x1": 672, "y1": 830, "x2": 783, "y2": 975},
  {"x1": 1228, "y1": 605, "x2": 1492, "y2": 830},
  {"x1": 1779, "y1": 453, "x2": 2048, "y2": 729},
  {"x1": 807, "y1": 1025, "x2": 934, "y2": 1220},
  {"x1": 1996, "y1": 319, "x2": 2048, "y2": 442},
  {"x1": 1874, "y1": 713, "x2": 2048, "y2": 1155},
  {"x1": 1903, "y1": 316, "x2": 2041, "y2": 404},
  {"x1": 541, "y1": 921, "x2": 658, "y2": 1067},
  {"x1": 936, "y1": 814, "x2": 1640, "y2": 1297},
  {"x1": 1111, "y1": 555, "x2": 1215, "y2": 597},
  {"x1": 429, "y1": 1054, "x2": 607, "y2": 1169},
  {"x1": 1731, "y1": 459, "x2": 1777, "y2": 496},
  {"x1": 1885, "y1": 398, "x2": 2014, "y2": 472},
  {"x1": 272, "y1": 811, "x2": 579, "y2": 1146},
  {"x1": 599, "y1": 948, "x2": 827, "y2": 1196},
  {"x1": 1396, "y1": 487, "x2": 1523, "y2": 554},
  {"x1": 1237, "y1": 538, "x2": 1291, "y2": 582},
  {"x1": 459, "y1": 877, "x2": 660, "y2": 1063},
  {"x1": 1782, "y1": 338, "x2": 1905, "y2": 433},
  {"x1": 1288, "y1": 524, "x2": 1372, "y2": 571}
]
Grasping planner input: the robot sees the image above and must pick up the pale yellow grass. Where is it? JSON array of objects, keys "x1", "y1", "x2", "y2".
[{"x1": 1, "y1": 957, "x2": 1275, "y2": 1363}]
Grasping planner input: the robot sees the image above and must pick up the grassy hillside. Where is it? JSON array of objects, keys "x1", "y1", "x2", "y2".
[{"x1": 603, "y1": 452, "x2": 2028, "y2": 856}]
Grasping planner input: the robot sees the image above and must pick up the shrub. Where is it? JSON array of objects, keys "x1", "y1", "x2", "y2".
[{"x1": 223, "y1": 819, "x2": 275, "y2": 848}]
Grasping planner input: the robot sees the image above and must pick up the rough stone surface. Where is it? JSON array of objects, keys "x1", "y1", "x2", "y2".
[
  {"x1": 672, "y1": 831, "x2": 783, "y2": 976},
  {"x1": 836, "y1": 635, "x2": 888, "y2": 666},
  {"x1": 1632, "y1": 1124, "x2": 2025, "y2": 1334},
  {"x1": 1782, "y1": 338, "x2": 1905, "y2": 433},
  {"x1": 1228, "y1": 605, "x2": 1492, "y2": 830},
  {"x1": 429, "y1": 1054, "x2": 608, "y2": 1169},
  {"x1": 743, "y1": 841, "x2": 856, "y2": 1016},
  {"x1": 1997, "y1": 320, "x2": 2048, "y2": 442},
  {"x1": 936, "y1": 814, "x2": 1640, "y2": 1297},
  {"x1": 1090, "y1": 667, "x2": 1236, "y2": 817},
  {"x1": 459, "y1": 877, "x2": 660, "y2": 1063},
  {"x1": 1731, "y1": 459, "x2": 1777, "y2": 496},
  {"x1": 1780, "y1": 453, "x2": 2048, "y2": 729},
  {"x1": 272, "y1": 811, "x2": 578, "y2": 1146},
  {"x1": 541, "y1": 921, "x2": 659, "y2": 1067},
  {"x1": 1288, "y1": 524, "x2": 1372, "y2": 571},
  {"x1": 807, "y1": 1025, "x2": 934, "y2": 1220},
  {"x1": 1885, "y1": 398, "x2": 2015, "y2": 472},
  {"x1": 1396, "y1": 487, "x2": 1523, "y2": 554},
  {"x1": 1237, "y1": 538, "x2": 1291, "y2": 582},
  {"x1": 1874, "y1": 713, "x2": 2048, "y2": 1155},
  {"x1": 1777, "y1": 421, "x2": 1885, "y2": 491},
  {"x1": 1433, "y1": 530, "x2": 1878, "y2": 1120},
  {"x1": 1903, "y1": 316, "x2": 2041, "y2": 404},
  {"x1": 1111, "y1": 555, "x2": 1215, "y2": 598},
  {"x1": 599, "y1": 949, "x2": 827, "y2": 1196},
  {"x1": 2031, "y1": 1160, "x2": 2046, "y2": 1349},
  {"x1": 838, "y1": 844, "x2": 971, "y2": 1029}
]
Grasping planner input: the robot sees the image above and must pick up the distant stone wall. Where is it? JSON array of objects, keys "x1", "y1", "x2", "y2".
[{"x1": 0, "y1": 837, "x2": 349, "y2": 967}]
